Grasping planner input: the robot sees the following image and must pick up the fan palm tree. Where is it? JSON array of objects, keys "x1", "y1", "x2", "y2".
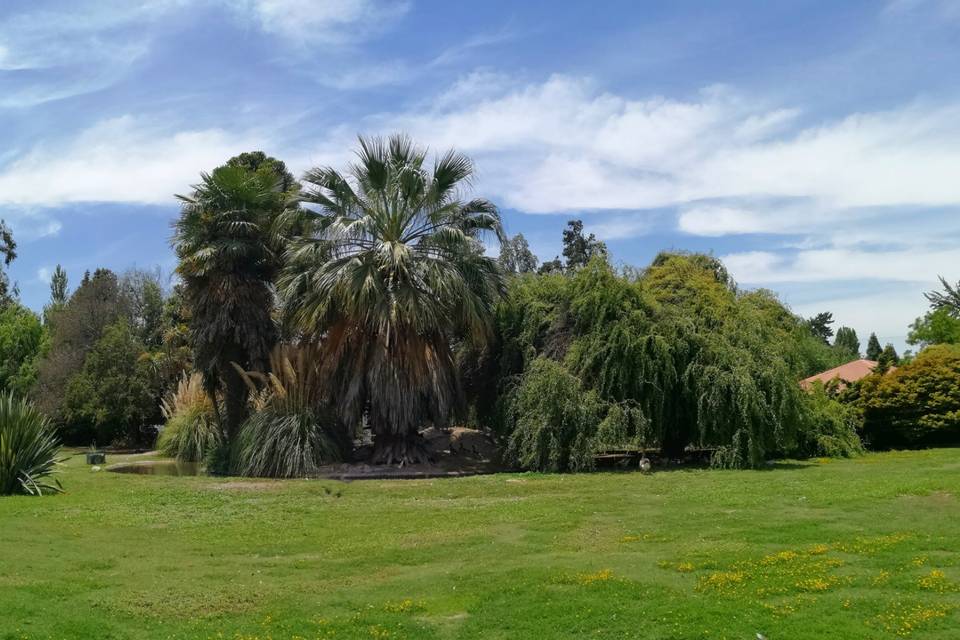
[
  {"x1": 280, "y1": 134, "x2": 505, "y2": 465},
  {"x1": 172, "y1": 154, "x2": 296, "y2": 440}
]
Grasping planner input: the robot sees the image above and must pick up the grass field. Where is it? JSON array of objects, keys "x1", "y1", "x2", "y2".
[{"x1": 2, "y1": 449, "x2": 959, "y2": 639}]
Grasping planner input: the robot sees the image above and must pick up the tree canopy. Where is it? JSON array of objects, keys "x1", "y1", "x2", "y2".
[{"x1": 833, "y1": 326, "x2": 860, "y2": 358}]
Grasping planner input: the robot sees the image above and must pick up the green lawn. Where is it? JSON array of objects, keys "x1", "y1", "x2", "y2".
[{"x1": 2, "y1": 450, "x2": 959, "y2": 639}]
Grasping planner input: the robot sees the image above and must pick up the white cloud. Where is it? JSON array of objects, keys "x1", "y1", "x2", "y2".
[
  {"x1": 721, "y1": 247, "x2": 960, "y2": 284},
  {"x1": 583, "y1": 216, "x2": 652, "y2": 241},
  {"x1": 0, "y1": 116, "x2": 265, "y2": 206},
  {"x1": 237, "y1": 0, "x2": 409, "y2": 47},
  {"x1": 363, "y1": 76, "x2": 960, "y2": 226},
  {"x1": 677, "y1": 206, "x2": 780, "y2": 236}
]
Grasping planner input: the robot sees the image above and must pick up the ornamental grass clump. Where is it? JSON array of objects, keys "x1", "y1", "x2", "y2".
[
  {"x1": 157, "y1": 372, "x2": 220, "y2": 462},
  {"x1": 231, "y1": 345, "x2": 349, "y2": 478},
  {"x1": 0, "y1": 391, "x2": 63, "y2": 496}
]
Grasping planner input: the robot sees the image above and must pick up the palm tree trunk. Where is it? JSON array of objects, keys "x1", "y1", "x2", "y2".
[{"x1": 222, "y1": 345, "x2": 249, "y2": 442}]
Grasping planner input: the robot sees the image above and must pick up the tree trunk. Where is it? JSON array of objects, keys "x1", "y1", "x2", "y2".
[
  {"x1": 370, "y1": 430, "x2": 431, "y2": 466},
  {"x1": 222, "y1": 346, "x2": 249, "y2": 442}
]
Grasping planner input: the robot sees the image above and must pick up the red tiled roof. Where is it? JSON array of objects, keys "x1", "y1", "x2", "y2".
[{"x1": 801, "y1": 359, "x2": 884, "y2": 389}]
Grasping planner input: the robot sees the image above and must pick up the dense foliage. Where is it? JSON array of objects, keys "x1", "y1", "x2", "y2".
[
  {"x1": 0, "y1": 391, "x2": 62, "y2": 495},
  {"x1": 907, "y1": 307, "x2": 960, "y2": 348},
  {"x1": 481, "y1": 253, "x2": 860, "y2": 470},
  {"x1": 0, "y1": 303, "x2": 46, "y2": 395},
  {"x1": 796, "y1": 384, "x2": 864, "y2": 458},
  {"x1": 858, "y1": 344, "x2": 960, "y2": 448},
  {"x1": 31, "y1": 269, "x2": 180, "y2": 446},
  {"x1": 833, "y1": 326, "x2": 860, "y2": 358},
  {"x1": 62, "y1": 320, "x2": 160, "y2": 446}
]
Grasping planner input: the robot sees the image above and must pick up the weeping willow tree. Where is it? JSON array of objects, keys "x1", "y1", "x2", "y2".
[
  {"x1": 280, "y1": 135, "x2": 505, "y2": 465},
  {"x1": 485, "y1": 252, "x2": 853, "y2": 470}
]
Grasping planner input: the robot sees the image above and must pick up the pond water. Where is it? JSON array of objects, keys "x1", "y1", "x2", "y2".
[{"x1": 107, "y1": 461, "x2": 204, "y2": 476}]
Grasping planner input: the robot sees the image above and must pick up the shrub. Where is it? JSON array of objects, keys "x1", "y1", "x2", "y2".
[
  {"x1": 0, "y1": 392, "x2": 62, "y2": 495},
  {"x1": 157, "y1": 373, "x2": 219, "y2": 462},
  {"x1": 231, "y1": 346, "x2": 348, "y2": 478},
  {"x1": 858, "y1": 344, "x2": 960, "y2": 448}
]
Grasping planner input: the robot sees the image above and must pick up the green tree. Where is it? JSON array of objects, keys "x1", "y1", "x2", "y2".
[
  {"x1": 33, "y1": 268, "x2": 127, "y2": 428},
  {"x1": 62, "y1": 320, "x2": 158, "y2": 446},
  {"x1": 487, "y1": 252, "x2": 818, "y2": 469},
  {"x1": 833, "y1": 326, "x2": 860, "y2": 358},
  {"x1": 0, "y1": 304, "x2": 46, "y2": 395},
  {"x1": 865, "y1": 332, "x2": 882, "y2": 361},
  {"x1": 173, "y1": 154, "x2": 294, "y2": 440},
  {"x1": 499, "y1": 233, "x2": 538, "y2": 274},
  {"x1": 281, "y1": 134, "x2": 505, "y2": 464},
  {"x1": 120, "y1": 268, "x2": 165, "y2": 349},
  {"x1": 49, "y1": 265, "x2": 68, "y2": 306},
  {"x1": 876, "y1": 343, "x2": 900, "y2": 374},
  {"x1": 806, "y1": 311, "x2": 834, "y2": 344},
  {"x1": 907, "y1": 307, "x2": 960, "y2": 349},
  {"x1": 561, "y1": 219, "x2": 606, "y2": 270}
]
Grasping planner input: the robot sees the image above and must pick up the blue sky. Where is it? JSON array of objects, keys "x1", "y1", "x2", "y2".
[{"x1": 3, "y1": 0, "x2": 960, "y2": 352}]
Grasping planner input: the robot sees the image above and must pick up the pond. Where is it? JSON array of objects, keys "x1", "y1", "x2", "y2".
[{"x1": 107, "y1": 461, "x2": 205, "y2": 476}]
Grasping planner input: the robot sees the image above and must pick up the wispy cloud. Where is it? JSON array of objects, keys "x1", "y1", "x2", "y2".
[
  {"x1": 0, "y1": 1, "x2": 185, "y2": 107},
  {"x1": 234, "y1": 0, "x2": 410, "y2": 49},
  {"x1": 721, "y1": 246, "x2": 960, "y2": 284},
  {"x1": 372, "y1": 76, "x2": 960, "y2": 218},
  {"x1": 0, "y1": 116, "x2": 265, "y2": 206}
]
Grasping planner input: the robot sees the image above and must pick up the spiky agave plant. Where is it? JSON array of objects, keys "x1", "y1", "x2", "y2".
[
  {"x1": 157, "y1": 372, "x2": 220, "y2": 462},
  {"x1": 231, "y1": 345, "x2": 349, "y2": 478},
  {"x1": 280, "y1": 134, "x2": 505, "y2": 465},
  {"x1": 0, "y1": 392, "x2": 63, "y2": 496}
]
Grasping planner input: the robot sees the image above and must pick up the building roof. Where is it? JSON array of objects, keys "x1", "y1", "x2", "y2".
[{"x1": 801, "y1": 359, "x2": 883, "y2": 389}]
